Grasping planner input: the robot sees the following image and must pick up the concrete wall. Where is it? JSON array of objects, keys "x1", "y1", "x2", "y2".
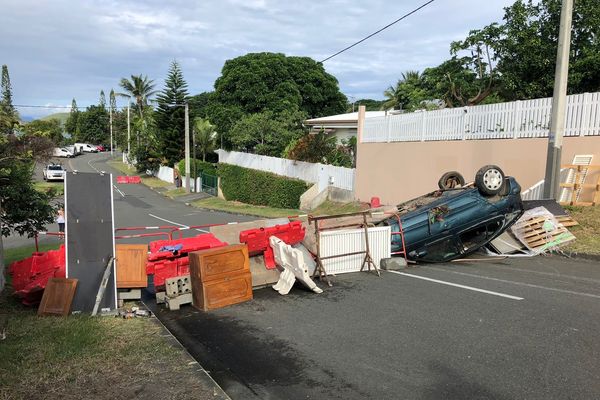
[{"x1": 355, "y1": 136, "x2": 600, "y2": 205}]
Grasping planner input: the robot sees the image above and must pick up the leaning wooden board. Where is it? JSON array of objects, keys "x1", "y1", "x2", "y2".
[
  {"x1": 189, "y1": 244, "x2": 253, "y2": 311},
  {"x1": 115, "y1": 244, "x2": 148, "y2": 288},
  {"x1": 38, "y1": 278, "x2": 78, "y2": 316}
]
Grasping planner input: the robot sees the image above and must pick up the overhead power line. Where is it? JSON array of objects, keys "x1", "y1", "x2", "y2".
[{"x1": 319, "y1": 0, "x2": 436, "y2": 63}]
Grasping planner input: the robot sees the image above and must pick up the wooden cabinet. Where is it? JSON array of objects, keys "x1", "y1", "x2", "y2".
[
  {"x1": 189, "y1": 244, "x2": 252, "y2": 311},
  {"x1": 115, "y1": 244, "x2": 148, "y2": 288}
]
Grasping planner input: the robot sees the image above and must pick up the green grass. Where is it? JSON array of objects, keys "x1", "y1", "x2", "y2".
[
  {"x1": 141, "y1": 176, "x2": 173, "y2": 189},
  {"x1": 564, "y1": 206, "x2": 600, "y2": 255},
  {"x1": 107, "y1": 160, "x2": 135, "y2": 176},
  {"x1": 33, "y1": 181, "x2": 64, "y2": 197},
  {"x1": 0, "y1": 244, "x2": 216, "y2": 399},
  {"x1": 193, "y1": 197, "x2": 301, "y2": 218},
  {"x1": 311, "y1": 200, "x2": 364, "y2": 216},
  {"x1": 164, "y1": 188, "x2": 187, "y2": 198},
  {"x1": 5, "y1": 243, "x2": 62, "y2": 266}
]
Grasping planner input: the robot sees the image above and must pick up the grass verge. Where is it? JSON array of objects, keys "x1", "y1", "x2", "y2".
[
  {"x1": 5, "y1": 243, "x2": 62, "y2": 266},
  {"x1": 564, "y1": 206, "x2": 600, "y2": 255},
  {"x1": 193, "y1": 197, "x2": 301, "y2": 218},
  {"x1": 164, "y1": 188, "x2": 188, "y2": 198},
  {"x1": 107, "y1": 160, "x2": 135, "y2": 176},
  {"x1": 193, "y1": 198, "x2": 365, "y2": 219},
  {"x1": 0, "y1": 245, "x2": 217, "y2": 399},
  {"x1": 33, "y1": 181, "x2": 64, "y2": 197},
  {"x1": 141, "y1": 176, "x2": 173, "y2": 189}
]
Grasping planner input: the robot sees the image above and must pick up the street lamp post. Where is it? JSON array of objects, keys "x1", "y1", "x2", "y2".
[{"x1": 126, "y1": 100, "x2": 131, "y2": 167}]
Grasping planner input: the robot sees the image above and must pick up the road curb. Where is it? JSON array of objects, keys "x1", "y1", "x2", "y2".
[{"x1": 550, "y1": 250, "x2": 600, "y2": 262}]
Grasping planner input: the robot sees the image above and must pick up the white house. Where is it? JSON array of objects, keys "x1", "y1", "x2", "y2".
[{"x1": 304, "y1": 111, "x2": 388, "y2": 143}]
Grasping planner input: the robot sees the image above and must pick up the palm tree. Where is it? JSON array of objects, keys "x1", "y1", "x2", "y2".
[
  {"x1": 193, "y1": 117, "x2": 216, "y2": 161},
  {"x1": 118, "y1": 75, "x2": 158, "y2": 117},
  {"x1": 382, "y1": 70, "x2": 422, "y2": 111}
]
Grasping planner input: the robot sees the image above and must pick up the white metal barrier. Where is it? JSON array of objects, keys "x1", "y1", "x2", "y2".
[{"x1": 363, "y1": 92, "x2": 600, "y2": 143}]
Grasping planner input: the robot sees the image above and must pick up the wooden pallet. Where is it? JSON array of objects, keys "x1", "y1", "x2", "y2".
[
  {"x1": 559, "y1": 164, "x2": 600, "y2": 206},
  {"x1": 512, "y1": 214, "x2": 575, "y2": 251}
]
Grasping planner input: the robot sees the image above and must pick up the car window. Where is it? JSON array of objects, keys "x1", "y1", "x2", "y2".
[
  {"x1": 421, "y1": 237, "x2": 460, "y2": 262},
  {"x1": 48, "y1": 165, "x2": 63, "y2": 170},
  {"x1": 459, "y1": 217, "x2": 504, "y2": 252}
]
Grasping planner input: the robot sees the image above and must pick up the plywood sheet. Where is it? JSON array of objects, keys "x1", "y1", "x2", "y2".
[
  {"x1": 38, "y1": 278, "x2": 78, "y2": 316},
  {"x1": 116, "y1": 244, "x2": 148, "y2": 288}
]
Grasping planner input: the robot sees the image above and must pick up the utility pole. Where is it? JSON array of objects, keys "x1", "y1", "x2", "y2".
[
  {"x1": 543, "y1": 0, "x2": 573, "y2": 199},
  {"x1": 184, "y1": 102, "x2": 190, "y2": 193},
  {"x1": 127, "y1": 101, "x2": 131, "y2": 168}
]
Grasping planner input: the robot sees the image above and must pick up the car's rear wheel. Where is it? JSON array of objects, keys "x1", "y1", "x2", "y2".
[
  {"x1": 475, "y1": 165, "x2": 505, "y2": 196},
  {"x1": 438, "y1": 171, "x2": 465, "y2": 190}
]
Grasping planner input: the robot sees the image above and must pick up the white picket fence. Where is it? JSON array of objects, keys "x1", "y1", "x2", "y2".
[
  {"x1": 217, "y1": 150, "x2": 355, "y2": 191},
  {"x1": 363, "y1": 92, "x2": 600, "y2": 143}
]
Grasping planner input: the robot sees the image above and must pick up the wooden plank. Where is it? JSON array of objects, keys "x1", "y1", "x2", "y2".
[
  {"x1": 116, "y1": 244, "x2": 148, "y2": 288},
  {"x1": 197, "y1": 271, "x2": 253, "y2": 311},
  {"x1": 38, "y1": 278, "x2": 78, "y2": 316}
]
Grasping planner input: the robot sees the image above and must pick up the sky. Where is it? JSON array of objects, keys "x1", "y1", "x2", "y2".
[{"x1": 0, "y1": 0, "x2": 516, "y2": 119}]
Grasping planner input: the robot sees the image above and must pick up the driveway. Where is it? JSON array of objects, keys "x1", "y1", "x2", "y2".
[{"x1": 148, "y1": 256, "x2": 600, "y2": 400}]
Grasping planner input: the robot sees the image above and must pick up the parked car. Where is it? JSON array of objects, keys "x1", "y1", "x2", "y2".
[
  {"x1": 381, "y1": 165, "x2": 524, "y2": 263},
  {"x1": 65, "y1": 145, "x2": 80, "y2": 156},
  {"x1": 74, "y1": 143, "x2": 98, "y2": 153},
  {"x1": 53, "y1": 147, "x2": 74, "y2": 158},
  {"x1": 43, "y1": 164, "x2": 66, "y2": 181},
  {"x1": 95, "y1": 144, "x2": 106, "y2": 152}
]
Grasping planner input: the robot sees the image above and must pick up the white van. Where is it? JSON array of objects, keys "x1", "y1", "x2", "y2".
[
  {"x1": 74, "y1": 143, "x2": 98, "y2": 153},
  {"x1": 53, "y1": 147, "x2": 74, "y2": 158}
]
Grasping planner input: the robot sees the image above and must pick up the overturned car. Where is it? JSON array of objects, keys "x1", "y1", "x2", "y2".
[{"x1": 381, "y1": 165, "x2": 524, "y2": 263}]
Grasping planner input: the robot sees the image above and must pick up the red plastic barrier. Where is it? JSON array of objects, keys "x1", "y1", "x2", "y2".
[
  {"x1": 239, "y1": 221, "x2": 305, "y2": 269},
  {"x1": 147, "y1": 233, "x2": 227, "y2": 288},
  {"x1": 116, "y1": 176, "x2": 142, "y2": 184},
  {"x1": 9, "y1": 245, "x2": 66, "y2": 305}
]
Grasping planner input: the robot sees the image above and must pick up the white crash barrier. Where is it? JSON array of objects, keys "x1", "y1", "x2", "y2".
[{"x1": 270, "y1": 236, "x2": 323, "y2": 295}]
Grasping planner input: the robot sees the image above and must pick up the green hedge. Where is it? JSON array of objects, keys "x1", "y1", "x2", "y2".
[
  {"x1": 218, "y1": 164, "x2": 309, "y2": 209},
  {"x1": 177, "y1": 159, "x2": 217, "y2": 177}
]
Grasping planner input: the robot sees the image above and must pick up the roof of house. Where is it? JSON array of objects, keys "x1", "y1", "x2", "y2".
[{"x1": 305, "y1": 111, "x2": 388, "y2": 126}]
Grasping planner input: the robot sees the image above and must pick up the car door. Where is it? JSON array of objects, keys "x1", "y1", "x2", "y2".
[{"x1": 457, "y1": 216, "x2": 506, "y2": 255}]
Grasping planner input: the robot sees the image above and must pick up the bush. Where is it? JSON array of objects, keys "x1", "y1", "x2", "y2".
[
  {"x1": 218, "y1": 164, "x2": 309, "y2": 209},
  {"x1": 177, "y1": 159, "x2": 217, "y2": 177}
]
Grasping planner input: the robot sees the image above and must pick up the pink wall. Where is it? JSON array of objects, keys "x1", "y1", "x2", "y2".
[{"x1": 355, "y1": 136, "x2": 600, "y2": 205}]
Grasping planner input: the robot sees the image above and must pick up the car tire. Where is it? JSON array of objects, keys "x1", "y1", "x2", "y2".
[
  {"x1": 438, "y1": 171, "x2": 465, "y2": 190},
  {"x1": 475, "y1": 165, "x2": 505, "y2": 196}
]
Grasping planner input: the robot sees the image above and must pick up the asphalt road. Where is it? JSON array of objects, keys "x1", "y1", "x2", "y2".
[
  {"x1": 6, "y1": 152, "x2": 254, "y2": 249},
  {"x1": 149, "y1": 255, "x2": 600, "y2": 400}
]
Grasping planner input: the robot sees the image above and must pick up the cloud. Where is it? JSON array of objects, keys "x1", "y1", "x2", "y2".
[{"x1": 0, "y1": 0, "x2": 515, "y2": 117}]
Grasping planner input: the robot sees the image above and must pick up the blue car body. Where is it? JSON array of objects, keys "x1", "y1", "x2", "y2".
[{"x1": 383, "y1": 177, "x2": 524, "y2": 262}]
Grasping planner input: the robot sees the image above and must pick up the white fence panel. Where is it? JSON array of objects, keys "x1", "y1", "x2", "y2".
[
  {"x1": 363, "y1": 92, "x2": 600, "y2": 143},
  {"x1": 319, "y1": 226, "x2": 391, "y2": 274},
  {"x1": 156, "y1": 166, "x2": 174, "y2": 184},
  {"x1": 218, "y1": 150, "x2": 355, "y2": 191}
]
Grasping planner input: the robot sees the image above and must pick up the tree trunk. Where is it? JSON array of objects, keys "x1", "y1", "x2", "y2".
[{"x1": 0, "y1": 209, "x2": 5, "y2": 295}]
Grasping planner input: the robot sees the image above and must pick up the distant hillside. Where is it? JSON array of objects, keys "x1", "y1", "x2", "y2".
[{"x1": 40, "y1": 112, "x2": 69, "y2": 124}]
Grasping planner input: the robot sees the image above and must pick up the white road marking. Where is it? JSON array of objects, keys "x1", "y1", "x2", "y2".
[
  {"x1": 112, "y1": 185, "x2": 125, "y2": 197},
  {"x1": 423, "y1": 267, "x2": 600, "y2": 300},
  {"x1": 388, "y1": 271, "x2": 524, "y2": 301},
  {"x1": 87, "y1": 157, "x2": 100, "y2": 173},
  {"x1": 147, "y1": 213, "x2": 209, "y2": 233}
]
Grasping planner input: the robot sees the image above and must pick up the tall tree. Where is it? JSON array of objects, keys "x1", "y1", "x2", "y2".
[
  {"x1": 64, "y1": 98, "x2": 79, "y2": 138},
  {"x1": 382, "y1": 71, "x2": 430, "y2": 111},
  {"x1": 77, "y1": 105, "x2": 109, "y2": 143},
  {"x1": 155, "y1": 61, "x2": 189, "y2": 165},
  {"x1": 109, "y1": 89, "x2": 117, "y2": 148},
  {"x1": 119, "y1": 74, "x2": 157, "y2": 117},
  {"x1": 209, "y1": 53, "x2": 347, "y2": 138},
  {"x1": 22, "y1": 119, "x2": 63, "y2": 145},
  {"x1": 460, "y1": 0, "x2": 600, "y2": 100},
  {"x1": 0, "y1": 131, "x2": 55, "y2": 294},
  {"x1": 193, "y1": 118, "x2": 216, "y2": 161},
  {"x1": 0, "y1": 65, "x2": 17, "y2": 135},
  {"x1": 99, "y1": 90, "x2": 106, "y2": 109}
]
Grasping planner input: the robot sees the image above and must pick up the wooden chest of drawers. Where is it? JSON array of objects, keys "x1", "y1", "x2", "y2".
[{"x1": 189, "y1": 244, "x2": 252, "y2": 311}]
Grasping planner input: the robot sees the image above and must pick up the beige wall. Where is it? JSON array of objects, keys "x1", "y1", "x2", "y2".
[{"x1": 355, "y1": 136, "x2": 600, "y2": 205}]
